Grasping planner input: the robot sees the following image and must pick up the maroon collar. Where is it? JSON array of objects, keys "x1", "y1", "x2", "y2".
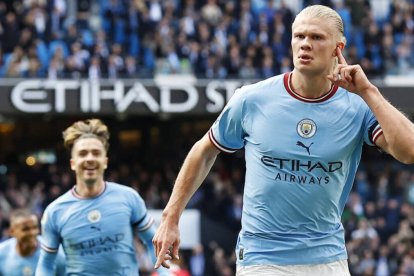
[
  {"x1": 283, "y1": 72, "x2": 338, "y2": 103},
  {"x1": 71, "y1": 182, "x2": 107, "y2": 199}
]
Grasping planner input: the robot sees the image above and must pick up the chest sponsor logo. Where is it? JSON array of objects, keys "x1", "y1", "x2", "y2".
[
  {"x1": 297, "y1": 119, "x2": 317, "y2": 138},
  {"x1": 261, "y1": 155, "x2": 343, "y2": 185},
  {"x1": 87, "y1": 210, "x2": 101, "y2": 223},
  {"x1": 69, "y1": 233, "x2": 126, "y2": 256}
]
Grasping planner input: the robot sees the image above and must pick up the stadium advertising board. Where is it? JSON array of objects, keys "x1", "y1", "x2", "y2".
[
  {"x1": 148, "y1": 209, "x2": 200, "y2": 249},
  {"x1": 0, "y1": 76, "x2": 245, "y2": 115},
  {"x1": 0, "y1": 76, "x2": 413, "y2": 114}
]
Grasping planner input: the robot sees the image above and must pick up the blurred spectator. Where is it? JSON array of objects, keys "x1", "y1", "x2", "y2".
[
  {"x1": 351, "y1": 218, "x2": 378, "y2": 241},
  {"x1": 239, "y1": 58, "x2": 257, "y2": 78},
  {"x1": 375, "y1": 245, "x2": 391, "y2": 276},
  {"x1": 2, "y1": 12, "x2": 20, "y2": 54},
  {"x1": 88, "y1": 55, "x2": 102, "y2": 80},
  {"x1": 190, "y1": 244, "x2": 205, "y2": 276},
  {"x1": 201, "y1": 0, "x2": 222, "y2": 27},
  {"x1": 0, "y1": 0, "x2": 412, "y2": 78}
]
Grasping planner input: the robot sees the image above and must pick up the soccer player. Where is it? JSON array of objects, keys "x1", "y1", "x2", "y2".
[
  {"x1": 0, "y1": 209, "x2": 65, "y2": 276},
  {"x1": 36, "y1": 119, "x2": 170, "y2": 275},
  {"x1": 152, "y1": 5, "x2": 414, "y2": 275}
]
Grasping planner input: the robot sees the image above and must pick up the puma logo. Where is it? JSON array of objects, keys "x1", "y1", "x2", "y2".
[
  {"x1": 296, "y1": 141, "x2": 314, "y2": 155},
  {"x1": 90, "y1": 225, "x2": 101, "y2": 231}
]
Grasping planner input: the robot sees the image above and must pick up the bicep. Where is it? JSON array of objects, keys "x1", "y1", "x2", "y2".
[
  {"x1": 375, "y1": 134, "x2": 390, "y2": 154},
  {"x1": 200, "y1": 133, "x2": 221, "y2": 157}
]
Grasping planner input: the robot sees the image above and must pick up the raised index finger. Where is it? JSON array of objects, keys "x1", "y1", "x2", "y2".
[{"x1": 336, "y1": 47, "x2": 347, "y2": 65}]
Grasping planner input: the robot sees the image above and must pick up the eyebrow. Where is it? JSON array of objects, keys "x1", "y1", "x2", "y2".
[{"x1": 293, "y1": 30, "x2": 327, "y2": 36}]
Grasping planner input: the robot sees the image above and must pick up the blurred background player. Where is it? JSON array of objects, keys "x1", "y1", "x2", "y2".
[
  {"x1": 0, "y1": 208, "x2": 65, "y2": 276},
  {"x1": 35, "y1": 119, "x2": 170, "y2": 275}
]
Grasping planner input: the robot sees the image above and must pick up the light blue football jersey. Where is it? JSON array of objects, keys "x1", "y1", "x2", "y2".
[
  {"x1": 0, "y1": 236, "x2": 65, "y2": 276},
  {"x1": 209, "y1": 72, "x2": 383, "y2": 266},
  {"x1": 40, "y1": 182, "x2": 154, "y2": 275}
]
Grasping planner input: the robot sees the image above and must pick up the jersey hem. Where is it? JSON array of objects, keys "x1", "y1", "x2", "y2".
[{"x1": 236, "y1": 256, "x2": 348, "y2": 267}]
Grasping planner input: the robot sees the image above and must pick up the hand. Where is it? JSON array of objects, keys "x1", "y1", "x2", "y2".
[
  {"x1": 327, "y1": 47, "x2": 374, "y2": 95},
  {"x1": 152, "y1": 217, "x2": 180, "y2": 269}
]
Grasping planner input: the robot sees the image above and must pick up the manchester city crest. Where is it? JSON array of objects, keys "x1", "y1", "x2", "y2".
[
  {"x1": 297, "y1": 119, "x2": 317, "y2": 138},
  {"x1": 23, "y1": 266, "x2": 32, "y2": 276},
  {"x1": 87, "y1": 210, "x2": 102, "y2": 223}
]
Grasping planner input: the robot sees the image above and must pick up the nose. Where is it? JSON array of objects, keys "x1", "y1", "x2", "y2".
[
  {"x1": 29, "y1": 227, "x2": 39, "y2": 237},
  {"x1": 300, "y1": 37, "x2": 312, "y2": 50},
  {"x1": 85, "y1": 152, "x2": 95, "y2": 161}
]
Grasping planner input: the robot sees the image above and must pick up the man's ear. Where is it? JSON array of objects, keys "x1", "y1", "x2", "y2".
[
  {"x1": 337, "y1": 42, "x2": 345, "y2": 51},
  {"x1": 70, "y1": 159, "x2": 75, "y2": 170},
  {"x1": 8, "y1": 227, "x2": 14, "y2": 237},
  {"x1": 333, "y1": 42, "x2": 345, "y2": 56}
]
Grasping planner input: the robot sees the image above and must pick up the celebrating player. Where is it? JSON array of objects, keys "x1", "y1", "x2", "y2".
[
  {"x1": 153, "y1": 5, "x2": 414, "y2": 275},
  {"x1": 36, "y1": 119, "x2": 170, "y2": 275}
]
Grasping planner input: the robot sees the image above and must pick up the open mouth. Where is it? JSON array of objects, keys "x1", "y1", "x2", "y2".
[
  {"x1": 84, "y1": 167, "x2": 98, "y2": 173},
  {"x1": 299, "y1": 54, "x2": 312, "y2": 61}
]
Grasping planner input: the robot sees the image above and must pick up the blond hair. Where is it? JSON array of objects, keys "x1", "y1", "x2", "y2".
[
  {"x1": 63, "y1": 119, "x2": 110, "y2": 152},
  {"x1": 294, "y1": 5, "x2": 346, "y2": 44}
]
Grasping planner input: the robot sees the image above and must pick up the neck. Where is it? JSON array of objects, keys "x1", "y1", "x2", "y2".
[
  {"x1": 16, "y1": 240, "x2": 38, "y2": 257},
  {"x1": 75, "y1": 180, "x2": 105, "y2": 198},
  {"x1": 291, "y1": 70, "x2": 333, "y2": 98}
]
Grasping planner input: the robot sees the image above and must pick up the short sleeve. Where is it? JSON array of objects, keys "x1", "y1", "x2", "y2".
[
  {"x1": 129, "y1": 190, "x2": 153, "y2": 232},
  {"x1": 40, "y1": 207, "x2": 60, "y2": 253},
  {"x1": 363, "y1": 106, "x2": 383, "y2": 146},
  {"x1": 0, "y1": 242, "x2": 7, "y2": 274},
  {"x1": 209, "y1": 88, "x2": 246, "y2": 153}
]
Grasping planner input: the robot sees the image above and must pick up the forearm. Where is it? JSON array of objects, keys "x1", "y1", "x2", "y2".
[
  {"x1": 361, "y1": 85, "x2": 414, "y2": 163},
  {"x1": 163, "y1": 136, "x2": 219, "y2": 223}
]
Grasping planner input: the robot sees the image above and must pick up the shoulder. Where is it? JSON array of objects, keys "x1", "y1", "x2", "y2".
[
  {"x1": 47, "y1": 190, "x2": 73, "y2": 209},
  {"x1": 106, "y1": 182, "x2": 145, "y2": 209},
  {"x1": 230, "y1": 75, "x2": 284, "y2": 110},
  {"x1": 106, "y1": 181, "x2": 137, "y2": 194},
  {"x1": 42, "y1": 190, "x2": 74, "y2": 219},
  {"x1": 238, "y1": 74, "x2": 283, "y2": 97},
  {"x1": 0, "y1": 238, "x2": 15, "y2": 254}
]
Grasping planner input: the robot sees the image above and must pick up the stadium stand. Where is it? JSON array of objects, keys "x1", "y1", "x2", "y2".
[{"x1": 0, "y1": 0, "x2": 413, "y2": 79}]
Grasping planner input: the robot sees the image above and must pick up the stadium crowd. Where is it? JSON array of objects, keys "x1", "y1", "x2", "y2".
[
  {"x1": 0, "y1": 0, "x2": 413, "y2": 79},
  {"x1": 0, "y1": 118, "x2": 413, "y2": 275}
]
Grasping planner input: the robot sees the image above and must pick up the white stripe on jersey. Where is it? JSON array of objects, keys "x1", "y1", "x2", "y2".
[
  {"x1": 41, "y1": 244, "x2": 58, "y2": 253},
  {"x1": 208, "y1": 129, "x2": 237, "y2": 153},
  {"x1": 372, "y1": 127, "x2": 383, "y2": 144},
  {"x1": 138, "y1": 217, "x2": 154, "y2": 232}
]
